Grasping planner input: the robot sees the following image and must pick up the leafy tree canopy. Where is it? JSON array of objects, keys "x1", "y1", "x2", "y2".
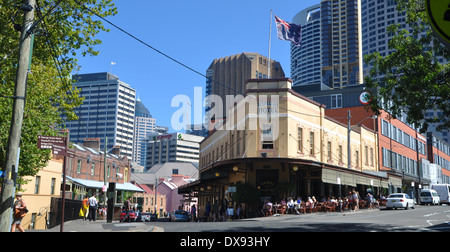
[
  {"x1": 0, "y1": 0, "x2": 117, "y2": 182},
  {"x1": 364, "y1": 0, "x2": 449, "y2": 133}
]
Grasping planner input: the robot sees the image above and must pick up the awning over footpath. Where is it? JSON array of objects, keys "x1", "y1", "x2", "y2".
[
  {"x1": 321, "y1": 168, "x2": 392, "y2": 188},
  {"x1": 67, "y1": 176, "x2": 144, "y2": 192}
]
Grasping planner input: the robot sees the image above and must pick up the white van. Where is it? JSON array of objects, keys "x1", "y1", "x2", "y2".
[
  {"x1": 419, "y1": 189, "x2": 440, "y2": 205},
  {"x1": 431, "y1": 184, "x2": 450, "y2": 205}
]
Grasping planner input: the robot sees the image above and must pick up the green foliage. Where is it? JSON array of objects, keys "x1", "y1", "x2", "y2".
[
  {"x1": 364, "y1": 0, "x2": 450, "y2": 133},
  {"x1": 0, "y1": 0, "x2": 117, "y2": 181}
]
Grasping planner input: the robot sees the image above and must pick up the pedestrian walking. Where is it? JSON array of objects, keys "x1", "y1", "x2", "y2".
[
  {"x1": 191, "y1": 204, "x2": 197, "y2": 222},
  {"x1": 352, "y1": 190, "x2": 359, "y2": 211},
  {"x1": 11, "y1": 192, "x2": 27, "y2": 232},
  {"x1": 212, "y1": 200, "x2": 219, "y2": 222},
  {"x1": 205, "y1": 201, "x2": 211, "y2": 221},
  {"x1": 122, "y1": 196, "x2": 132, "y2": 222},
  {"x1": 79, "y1": 195, "x2": 89, "y2": 220},
  {"x1": 88, "y1": 194, "x2": 98, "y2": 221}
]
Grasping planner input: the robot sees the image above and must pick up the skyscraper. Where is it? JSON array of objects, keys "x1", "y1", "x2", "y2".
[
  {"x1": 205, "y1": 52, "x2": 285, "y2": 122},
  {"x1": 291, "y1": 4, "x2": 321, "y2": 86},
  {"x1": 132, "y1": 98, "x2": 156, "y2": 167},
  {"x1": 64, "y1": 72, "x2": 136, "y2": 158},
  {"x1": 321, "y1": 0, "x2": 363, "y2": 89},
  {"x1": 291, "y1": 0, "x2": 364, "y2": 89}
]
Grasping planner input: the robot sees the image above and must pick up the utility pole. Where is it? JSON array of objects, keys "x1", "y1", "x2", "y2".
[
  {"x1": 347, "y1": 110, "x2": 352, "y2": 170},
  {"x1": 0, "y1": 0, "x2": 36, "y2": 232},
  {"x1": 103, "y1": 136, "x2": 108, "y2": 213}
]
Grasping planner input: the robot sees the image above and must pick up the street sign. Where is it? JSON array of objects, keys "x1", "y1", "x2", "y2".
[
  {"x1": 426, "y1": 0, "x2": 450, "y2": 49},
  {"x1": 37, "y1": 135, "x2": 65, "y2": 149},
  {"x1": 37, "y1": 135, "x2": 69, "y2": 156},
  {"x1": 51, "y1": 144, "x2": 66, "y2": 156}
]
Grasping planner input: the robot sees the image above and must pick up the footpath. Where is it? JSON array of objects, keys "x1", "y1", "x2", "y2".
[{"x1": 27, "y1": 219, "x2": 165, "y2": 232}]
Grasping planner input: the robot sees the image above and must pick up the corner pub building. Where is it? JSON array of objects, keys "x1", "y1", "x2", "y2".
[{"x1": 179, "y1": 78, "x2": 402, "y2": 217}]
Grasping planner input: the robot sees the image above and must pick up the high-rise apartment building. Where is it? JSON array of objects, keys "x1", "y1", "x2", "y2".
[
  {"x1": 205, "y1": 53, "x2": 285, "y2": 121},
  {"x1": 321, "y1": 0, "x2": 363, "y2": 89},
  {"x1": 291, "y1": 0, "x2": 364, "y2": 89},
  {"x1": 291, "y1": 4, "x2": 321, "y2": 86},
  {"x1": 65, "y1": 72, "x2": 136, "y2": 158},
  {"x1": 292, "y1": 0, "x2": 449, "y2": 142},
  {"x1": 132, "y1": 98, "x2": 156, "y2": 167}
]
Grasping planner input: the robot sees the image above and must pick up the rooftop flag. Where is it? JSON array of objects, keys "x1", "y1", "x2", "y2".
[{"x1": 274, "y1": 15, "x2": 302, "y2": 47}]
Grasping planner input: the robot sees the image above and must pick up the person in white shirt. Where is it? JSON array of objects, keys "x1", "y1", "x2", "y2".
[{"x1": 88, "y1": 194, "x2": 98, "y2": 221}]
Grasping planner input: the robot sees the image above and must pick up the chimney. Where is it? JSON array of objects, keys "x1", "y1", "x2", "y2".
[
  {"x1": 111, "y1": 145, "x2": 121, "y2": 156},
  {"x1": 83, "y1": 138, "x2": 100, "y2": 152}
]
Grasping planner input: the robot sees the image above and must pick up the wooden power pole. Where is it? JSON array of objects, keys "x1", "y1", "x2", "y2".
[{"x1": 0, "y1": 0, "x2": 36, "y2": 232}]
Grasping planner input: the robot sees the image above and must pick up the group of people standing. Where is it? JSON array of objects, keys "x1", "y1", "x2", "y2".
[
  {"x1": 202, "y1": 199, "x2": 243, "y2": 222},
  {"x1": 79, "y1": 194, "x2": 101, "y2": 221}
]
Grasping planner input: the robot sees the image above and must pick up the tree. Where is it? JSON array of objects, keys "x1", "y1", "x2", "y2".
[
  {"x1": 0, "y1": 0, "x2": 117, "y2": 182},
  {"x1": 364, "y1": 0, "x2": 450, "y2": 133}
]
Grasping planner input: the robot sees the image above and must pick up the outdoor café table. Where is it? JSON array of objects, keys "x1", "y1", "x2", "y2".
[{"x1": 273, "y1": 204, "x2": 280, "y2": 215}]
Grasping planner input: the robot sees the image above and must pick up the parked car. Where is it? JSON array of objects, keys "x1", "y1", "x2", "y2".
[
  {"x1": 119, "y1": 210, "x2": 137, "y2": 222},
  {"x1": 419, "y1": 189, "x2": 440, "y2": 205},
  {"x1": 169, "y1": 210, "x2": 190, "y2": 222},
  {"x1": 386, "y1": 193, "x2": 415, "y2": 210},
  {"x1": 136, "y1": 212, "x2": 152, "y2": 222}
]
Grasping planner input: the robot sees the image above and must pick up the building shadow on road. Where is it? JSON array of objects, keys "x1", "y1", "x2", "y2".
[{"x1": 201, "y1": 222, "x2": 442, "y2": 232}]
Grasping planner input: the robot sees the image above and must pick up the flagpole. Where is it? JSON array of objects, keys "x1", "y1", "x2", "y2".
[{"x1": 268, "y1": 10, "x2": 272, "y2": 79}]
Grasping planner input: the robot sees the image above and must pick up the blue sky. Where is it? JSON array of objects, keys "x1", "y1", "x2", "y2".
[{"x1": 74, "y1": 0, "x2": 320, "y2": 132}]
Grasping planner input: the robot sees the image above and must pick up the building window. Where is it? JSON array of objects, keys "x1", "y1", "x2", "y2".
[
  {"x1": 327, "y1": 141, "x2": 332, "y2": 160},
  {"x1": 51, "y1": 178, "x2": 56, "y2": 195},
  {"x1": 331, "y1": 94, "x2": 343, "y2": 108},
  {"x1": 370, "y1": 147, "x2": 374, "y2": 166},
  {"x1": 77, "y1": 160, "x2": 82, "y2": 173},
  {"x1": 365, "y1": 146, "x2": 369, "y2": 165},
  {"x1": 310, "y1": 131, "x2": 315, "y2": 155},
  {"x1": 34, "y1": 176, "x2": 41, "y2": 194},
  {"x1": 298, "y1": 127, "x2": 303, "y2": 152},
  {"x1": 355, "y1": 150, "x2": 359, "y2": 167},
  {"x1": 30, "y1": 213, "x2": 37, "y2": 230},
  {"x1": 91, "y1": 163, "x2": 95, "y2": 175},
  {"x1": 262, "y1": 141, "x2": 274, "y2": 149},
  {"x1": 339, "y1": 145, "x2": 343, "y2": 163}
]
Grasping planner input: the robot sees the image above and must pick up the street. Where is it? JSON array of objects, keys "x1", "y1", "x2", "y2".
[{"x1": 152, "y1": 205, "x2": 450, "y2": 232}]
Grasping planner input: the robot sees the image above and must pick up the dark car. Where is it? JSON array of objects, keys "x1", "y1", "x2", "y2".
[
  {"x1": 119, "y1": 210, "x2": 137, "y2": 222},
  {"x1": 169, "y1": 210, "x2": 190, "y2": 222}
]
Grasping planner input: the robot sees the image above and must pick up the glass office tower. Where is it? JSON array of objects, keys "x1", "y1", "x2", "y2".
[{"x1": 64, "y1": 72, "x2": 136, "y2": 159}]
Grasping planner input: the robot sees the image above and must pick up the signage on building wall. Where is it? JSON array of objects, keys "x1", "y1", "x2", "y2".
[
  {"x1": 426, "y1": 0, "x2": 450, "y2": 49},
  {"x1": 153, "y1": 134, "x2": 174, "y2": 141},
  {"x1": 257, "y1": 101, "x2": 278, "y2": 114},
  {"x1": 359, "y1": 92, "x2": 370, "y2": 105}
]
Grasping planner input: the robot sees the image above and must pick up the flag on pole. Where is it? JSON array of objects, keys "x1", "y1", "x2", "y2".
[{"x1": 274, "y1": 15, "x2": 302, "y2": 47}]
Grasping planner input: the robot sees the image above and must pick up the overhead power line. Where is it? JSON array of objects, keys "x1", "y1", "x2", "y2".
[{"x1": 72, "y1": 0, "x2": 348, "y2": 120}]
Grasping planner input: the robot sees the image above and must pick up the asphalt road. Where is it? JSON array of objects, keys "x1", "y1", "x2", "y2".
[{"x1": 153, "y1": 204, "x2": 450, "y2": 232}]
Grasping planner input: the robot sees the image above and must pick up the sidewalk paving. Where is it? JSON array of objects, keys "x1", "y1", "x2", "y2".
[
  {"x1": 26, "y1": 208, "x2": 379, "y2": 232},
  {"x1": 27, "y1": 219, "x2": 164, "y2": 232}
]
